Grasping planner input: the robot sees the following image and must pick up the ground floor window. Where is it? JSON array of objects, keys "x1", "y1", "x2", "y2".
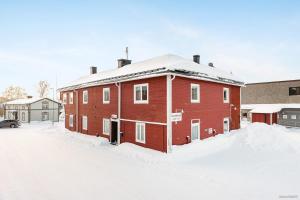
[
  {"x1": 103, "y1": 118, "x2": 110, "y2": 135},
  {"x1": 82, "y1": 116, "x2": 88, "y2": 130},
  {"x1": 191, "y1": 120, "x2": 200, "y2": 140},
  {"x1": 42, "y1": 112, "x2": 49, "y2": 121},
  {"x1": 21, "y1": 112, "x2": 25, "y2": 121},
  {"x1": 69, "y1": 115, "x2": 74, "y2": 127},
  {"x1": 291, "y1": 115, "x2": 297, "y2": 120},
  {"x1": 282, "y1": 115, "x2": 288, "y2": 119},
  {"x1": 223, "y1": 117, "x2": 230, "y2": 132},
  {"x1": 135, "y1": 122, "x2": 146, "y2": 143}
]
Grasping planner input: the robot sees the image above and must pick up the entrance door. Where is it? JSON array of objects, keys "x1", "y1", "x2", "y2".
[
  {"x1": 111, "y1": 121, "x2": 118, "y2": 145},
  {"x1": 191, "y1": 121, "x2": 200, "y2": 140}
]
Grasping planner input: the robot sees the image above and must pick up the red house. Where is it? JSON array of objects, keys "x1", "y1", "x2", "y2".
[{"x1": 58, "y1": 54, "x2": 244, "y2": 152}]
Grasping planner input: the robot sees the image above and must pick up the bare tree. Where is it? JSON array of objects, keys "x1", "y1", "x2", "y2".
[
  {"x1": 37, "y1": 81, "x2": 50, "y2": 98},
  {"x1": 2, "y1": 86, "x2": 27, "y2": 100}
]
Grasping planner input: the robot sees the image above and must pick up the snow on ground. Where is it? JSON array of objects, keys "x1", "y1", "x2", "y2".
[{"x1": 0, "y1": 122, "x2": 300, "y2": 200}]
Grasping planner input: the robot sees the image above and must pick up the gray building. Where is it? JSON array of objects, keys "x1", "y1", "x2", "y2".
[
  {"x1": 241, "y1": 79, "x2": 300, "y2": 127},
  {"x1": 3, "y1": 97, "x2": 62, "y2": 123}
]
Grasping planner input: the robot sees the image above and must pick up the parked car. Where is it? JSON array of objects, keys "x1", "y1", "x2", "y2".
[{"x1": 0, "y1": 120, "x2": 21, "y2": 128}]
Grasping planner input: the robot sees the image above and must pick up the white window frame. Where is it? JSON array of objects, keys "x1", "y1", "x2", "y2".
[
  {"x1": 291, "y1": 115, "x2": 297, "y2": 120},
  {"x1": 69, "y1": 92, "x2": 73, "y2": 104},
  {"x1": 134, "y1": 83, "x2": 149, "y2": 104},
  {"x1": 69, "y1": 114, "x2": 74, "y2": 127},
  {"x1": 135, "y1": 122, "x2": 146, "y2": 143},
  {"x1": 191, "y1": 84, "x2": 200, "y2": 103},
  {"x1": 82, "y1": 116, "x2": 88, "y2": 130},
  {"x1": 282, "y1": 114, "x2": 288, "y2": 119},
  {"x1": 223, "y1": 88, "x2": 230, "y2": 103},
  {"x1": 63, "y1": 93, "x2": 67, "y2": 104},
  {"x1": 223, "y1": 117, "x2": 230, "y2": 133},
  {"x1": 103, "y1": 118, "x2": 110, "y2": 135},
  {"x1": 191, "y1": 120, "x2": 200, "y2": 140},
  {"x1": 103, "y1": 88, "x2": 110, "y2": 104},
  {"x1": 83, "y1": 90, "x2": 88, "y2": 104}
]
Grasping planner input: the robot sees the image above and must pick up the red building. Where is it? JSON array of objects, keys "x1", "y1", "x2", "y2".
[{"x1": 59, "y1": 54, "x2": 244, "y2": 152}]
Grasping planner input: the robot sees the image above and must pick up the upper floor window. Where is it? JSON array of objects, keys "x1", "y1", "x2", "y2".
[
  {"x1": 69, "y1": 92, "x2": 73, "y2": 104},
  {"x1": 289, "y1": 87, "x2": 300, "y2": 96},
  {"x1": 134, "y1": 83, "x2": 148, "y2": 104},
  {"x1": 83, "y1": 90, "x2": 88, "y2": 104},
  {"x1": 103, "y1": 88, "x2": 110, "y2": 104},
  {"x1": 63, "y1": 93, "x2": 67, "y2": 104},
  {"x1": 191, "y1": 84, "x2": 200, "y2": 103},
  {"x1": 223, "y1": 88, "x2": 230, "y2": 103},
  {"x1": 42, "y1": 101, "x2": 49, "y2": 109}
]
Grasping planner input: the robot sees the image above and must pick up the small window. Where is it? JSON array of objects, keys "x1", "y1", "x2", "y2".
[
  {"x1": 103, "y1": 88, "x2": 110, "y2": 104},
  {"x1": 223, "y1": 117, "x2": 230, "y2": 132},
  {"x1": 135, "y1": 122, "x2": 146, "y2": 143},
  {"x1": 191, "y1": 121, "x2": 200, "y2": 140},
  {"x1": 42, "y1": 101, "x2": 49, "y2": 109},
  {"x1": 103, "y1": 118, "x2": 110, "y2": 135},
  {"x1": 191, "y1": 84, "x2": 200, "y2": 103},
  {"x1": 69, "y1": 92, "x2": 73, "y2": 104},
  {"x1": 223, "y1": 88, "x2": 230, "y2": 103},
  {"x1": 282, "y1": 115, "x2": 288, "y2": 119},
  {"x1": 289, "y1": 87, "x2": 300, "y2": 96},
  {"x1": 134, "y1": 84, "x2": 148, "y2": 104},
  {"x1": 69, "y1": 114, "x2": 74, "y2": 127},
  {"x1": 21, "y1": 112, "x2": 25, "y2": 121},
  {"x1": 82, "y1": 116, "x2": 88, "y2": 130},
  {"x1": 83, "y1": 90, "x2": 88, "y2": 104},
  {"x1": 22, "y1": 106, "x2": 25, "y2": 110},
  {"x1": 42, "y1": 112, "x2": 49, "y2": 121},
  {"x1": 63, "y1": 93, "x2": 67, "y2": 104},
  {"x1": 291, "y1": 115, "x2": 297, "y2": 120}
]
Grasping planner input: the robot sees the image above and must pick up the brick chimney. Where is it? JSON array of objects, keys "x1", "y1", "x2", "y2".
[{"x1": 90, "y1": 66, "x2": 97, "y2": 74}]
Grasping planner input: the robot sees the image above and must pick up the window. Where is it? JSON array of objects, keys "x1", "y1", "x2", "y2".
[
  {"x1": 135, "y1": 122, "x2": 146, "y2": 143},
  {"x1": 289, "y1": 87, "x2": 300, "y2": 96},
  {"x1": 42, "y1": 101, "x2": 49, "y2": 109},
  {"x1": 291, "y1": 115, "x2": 297, "y2": 120},
  {"x1": 63, "y1": 93, "x2": 67, "y2": 104},
  {"x1": 282, "y1": 115, "x2": 288, "y2": 119},
  {"x1": 103, "y1": 118, "x2": 110, "y2": 135},
  {"x1": 223, "y1": 88, "x2": 230, "y2": 103},
  {"x1": 223, "y1": 118, "x2": 230, "y2": 132},
  {"x1": 69, "y1": 114, "x2": 74, "y2": 127},
  {"x1": 82, "y1": 116, "x2": 88, "y2": 130},
  {"x1": 42, "y1": 112, "x2": 49, "y2": 121},
  {"x1": 191, "y1": 84, "x2": 200, "y2": 103},
  {"x1": 83, "y1": 90, "x2": 88, "y2": 104},
  {"x1": 69, "y1": 92, "x2": 73, "y2": 104},
  {"x1": 191, "y1": 121, "x2": 200, "y2": 140},
  {"x1": 21, "y1": 112, "x2": 25, "y2": 121},
  {"x1": 22, "y1": 106, "x2": 25, "y2": 110},
  {"x1": 103, "y1": 88, "x2": 110, "y2": 104},
  {"x1": 134, "y1": 84, "x2": 148, "y2": 104}
]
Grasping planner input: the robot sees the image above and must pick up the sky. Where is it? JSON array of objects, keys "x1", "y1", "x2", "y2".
[{"x1": 0, "y1": 0, "x2": 300, "y2": 97}]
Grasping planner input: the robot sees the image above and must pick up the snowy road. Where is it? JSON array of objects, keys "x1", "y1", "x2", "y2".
[{"x1": 0, "y1": 122, "x2": 299, "y2": 200}]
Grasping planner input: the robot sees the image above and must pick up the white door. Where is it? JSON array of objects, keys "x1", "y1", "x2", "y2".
[
  {"x1": 191, "y1": 122, "x2": 200, "y2": 140},
  {"x1": 223, "y1": 118, "x2": 230, "y2": 133}
]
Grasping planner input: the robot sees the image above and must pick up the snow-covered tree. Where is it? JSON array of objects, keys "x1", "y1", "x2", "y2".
[
  {"x1": 37, "y1": 81, "x2": 50, "y2": 98},
  {"x1": 2, "y1": 86, "x2": 27, "y2": 100}
]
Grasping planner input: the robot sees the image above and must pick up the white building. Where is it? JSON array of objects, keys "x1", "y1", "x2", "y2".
[{"x1": 3, "y1": 97, "x2": 61, "y2": 123}]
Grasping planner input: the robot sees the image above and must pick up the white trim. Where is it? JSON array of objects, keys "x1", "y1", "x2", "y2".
[
  {"x1": 103, "y1": 87, "x2": 110, "y2": 104},
  {"x1": 270, "y1": 113, "x2": 273, "y2": 124},
  {"x1": 134, "y1": 83, "x2": 149, "y2": 104},
  {"x1": 223, "y1": 87, "x2": 230, "y2": 103},
  {"x1": 103, "y1": 118, "x2": 110, "y2": 135},
  {"x1": 83, "y1": 90, "x2": 88, "y2": 104},
  {"x1": 120, "y1": 118, "x2": 166, "y2": 126},
  {"x1": 191, "y1": 83, "x2": 200, "y2": 103},
  {"x1": 69, "y1": 114, "x2": 74, "y2": 127},
  {"x1": 82, "y1": 116, "x2": 88, "y2": 130},
  {"x1": 167, "y1": 75, "x2": 175, "y2": 153},
  {"x1": 223, "y1": 117, "x2": 230, "y2": 132},
  {"x1": 191, "y1": 119, "x2": 200, "y2": 140},
  {"x1": 69, "y1": 92, "x2": 73, "y2": 104},
  {"x1": 135, "y1": 122, "x2": 146, "y2": 144},
  {"x1": 116, "y1": 82, "x2": 121, "y2": 145}
]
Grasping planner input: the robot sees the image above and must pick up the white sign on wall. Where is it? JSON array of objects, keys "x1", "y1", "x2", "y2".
[{"x1": 171, "y1": 112, "x2": 182, "y2": 122}]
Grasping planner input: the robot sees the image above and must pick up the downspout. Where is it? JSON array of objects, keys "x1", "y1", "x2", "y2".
[
  {"x1": 166, "y1": 74, "x2": 176, "y2": 153},
  {"x1": 115, "y1": 82, "x2": 121, "y2": 145},
  {"x1": 75, "y1": 90, "x2": 79, "y2": 132}
]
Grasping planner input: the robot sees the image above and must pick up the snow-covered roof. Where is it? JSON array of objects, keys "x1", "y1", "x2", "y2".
[
  {"x1": 242, "y1": 104, "x2": 300, "y2": 114},
  {"x1": 59, "y1": 54, "x2": 244, "y2": 91},
  {"x1": 4, "y1": 97, "x2": 60, "y2": 105}
]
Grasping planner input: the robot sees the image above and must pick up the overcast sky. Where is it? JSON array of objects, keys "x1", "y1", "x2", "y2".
[{"x1": 1, "y1": 0, "x2": 300, "y2": 97}]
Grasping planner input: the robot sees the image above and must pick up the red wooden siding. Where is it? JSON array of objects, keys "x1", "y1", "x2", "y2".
[{"x1": 252, "y1": 113, "x2": 278, "y2": 125}]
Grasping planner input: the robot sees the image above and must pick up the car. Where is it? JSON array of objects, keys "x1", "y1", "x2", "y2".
[{"x1": 0, "y1": 120, "x2": 21, "y2": 128}]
